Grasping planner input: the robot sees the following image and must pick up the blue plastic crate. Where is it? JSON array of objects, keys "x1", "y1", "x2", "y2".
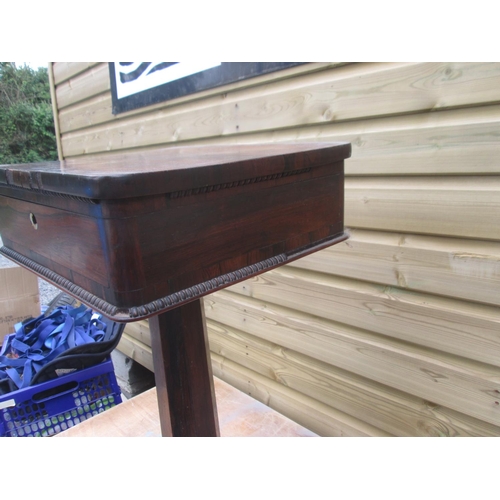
[{"x1": 0, "y1": 357, "x2": 122, "y2": 437}]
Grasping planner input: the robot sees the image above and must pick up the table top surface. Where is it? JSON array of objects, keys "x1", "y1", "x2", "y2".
[{"x1": 0, "y1": 142, "x2": 350, "y2": 200}]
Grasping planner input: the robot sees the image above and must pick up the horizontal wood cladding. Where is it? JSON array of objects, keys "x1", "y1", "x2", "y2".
[
  {"x1": 116, "y1": 330, "x2": 154, "y2": 372},
  {"x1": 53, "y1": 61, "x2": 500, "y2": 435},
  {"x1": 210, "y1": 352, "x2": 391, "y2": 437},
  {"x1": 224, "y1": 268, "x2": 500, "y2": 368},
  {"x1": 124, "y1": 320, "x2": 152, "y2": 349},
  {"x1": 119, "y1": 320, "x2": 388, "y2": 436},
  {"x1": 288, "y1": 229, "x2": 500, "y2": 307},
  {"x1": 206, "y1": 314, "x2": 500, "y2": 437},
  {"x1": 60, "y1": 104, "x2": 500, "y2": 175},
  {"x1": 345, "y1": 176, "x2": 500, "y2": 240},
  {"x1": 57, "y1": 62, "x2": 500, "y2": 158},
  {"x1": 56, "y1": 63, "x2": 110, "y2": 110},
  {"x1": 205, "y1": 291, "x2": 500, "y2": 428},
  {"x1": 52, "y1": 62, "x2": 100, "y2": 86},
  {"x1": 57, "y1": 62, "x2": 396, "y2": 134},
  {"x1": 332, "y1": 105, "x2": 500, "y2": 176},
  {"x1": 55, "y1": 61, "x2": 344, "y2": 122},
  {"x1": 119, "y1": 311, "x2": 500, "y2": 436}
]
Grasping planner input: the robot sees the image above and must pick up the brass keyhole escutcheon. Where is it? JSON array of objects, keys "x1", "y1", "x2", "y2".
[{"x1": 29, "y1": 213, "x2": 38, "y2": 230}]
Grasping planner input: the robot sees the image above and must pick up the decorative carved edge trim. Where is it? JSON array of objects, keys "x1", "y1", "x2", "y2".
[
  {"x1": 0, "y1": 246, "x2": 287, "y2": 322},
  {"x1": 128, "y1": 254, "x2": 287, "y2": 318},
  {"x1": 167, "y1": 167, "x2": 312, "y2": 199},
  {"x1": 0, "y1": 246, "x2": 118, "y2": 317},
  {"x1": 7, "y1": 184, "x2": 99, "y2": 205},
  {"x1": 34, "y1": 190, "x2": 98, "y2": 204},
  {"x1": 0, "y1": 177, "x2": 99, "y2": 205},
  {"x1": 2, "y1": 167, "x2": 311, "y2": 203},
  {"x1": 1, "y1": 232, "x2": 348, "y2": 322}
]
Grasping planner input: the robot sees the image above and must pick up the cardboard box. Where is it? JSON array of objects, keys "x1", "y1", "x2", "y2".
[{"x1": 0, "y1": 258, "x2": 40, "y2": 344}]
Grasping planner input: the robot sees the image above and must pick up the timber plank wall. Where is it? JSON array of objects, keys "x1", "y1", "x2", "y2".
[{"x1": 49, "y1": 62, "x2": 500, "y2": 437}]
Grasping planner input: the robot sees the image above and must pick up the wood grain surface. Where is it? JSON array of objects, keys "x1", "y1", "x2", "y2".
[
  {"x1": 0, "y1": 143, "x2": 348, "y2": 317},
  {"x1": 51, "y1": 62, "x2": 500, "y2": 436},
  {"x1": 149, "y1": 300, "x2": 219, "y2": 437},
  {"x1": 56, "y1": 377, "x2": 319, "y2": 437},
  {"x1": 57, "y1": 63, "x2": 500, "y2": 157}
]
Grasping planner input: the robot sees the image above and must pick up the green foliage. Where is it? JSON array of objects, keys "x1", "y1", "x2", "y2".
[{"x1": 0, "y1": 62, "x2": 58, "y2": 164}]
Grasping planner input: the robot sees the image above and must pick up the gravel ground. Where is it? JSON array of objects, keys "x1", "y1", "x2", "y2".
[{"x1": 37, "y1": 278, "x2": 61, "y2": 307}]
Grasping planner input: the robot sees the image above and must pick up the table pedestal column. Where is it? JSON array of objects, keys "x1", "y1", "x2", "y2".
[{"x1": 148, "y1": 299, "x2": 220, "y2": 437}]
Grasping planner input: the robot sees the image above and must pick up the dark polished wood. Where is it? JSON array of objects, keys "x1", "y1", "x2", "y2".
[
  {"x1": 0, "y1": 142, "x2": 350, "y2": 437},
  {"x1": 0, "y1": 142, "x2": 351, "y2": 199},
  {"x1": 0, "y1": 143, "x2": 350, "y2": 321},
  {"x1": 149, "y1": 299, "x2": 219, "y2": 437}
]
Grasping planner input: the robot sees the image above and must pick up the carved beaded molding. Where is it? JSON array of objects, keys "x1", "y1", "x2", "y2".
[
  {"x1": 2, "y1": 167, "x2": 312, "y2": 203},
  {"x1": 33, "y1": 190, "x2": 99, "y2": 204},
  {"x1": 128, "y1": 254, "x2": 287, "y2": 318},
  {"x1": 0, "y1": 246, "x2": 287, "y2": 321},
  {"x1": 0, "y1": 183, "x2": 98, "y2": 204},
  {"x1": 0, "y1": 246, "x2": 118, "y2": 316},
  {"x1": 166, "y1": 167, "x2": 312, "y2": 199}
]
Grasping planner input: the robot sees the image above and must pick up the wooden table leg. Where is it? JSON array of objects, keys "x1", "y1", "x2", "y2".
[{"x1": 148, "y1": 298, "x2": 220, "y2": 437}]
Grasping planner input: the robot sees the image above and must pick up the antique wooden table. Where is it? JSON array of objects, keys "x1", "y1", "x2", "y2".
[{"x1": 0, "y1": 142, "x2": 350, "y2": 436}]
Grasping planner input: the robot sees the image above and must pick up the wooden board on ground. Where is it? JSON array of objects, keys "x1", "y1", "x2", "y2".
[{"x1": 56, "y1": 377, "x2": 319, "y2": 437}]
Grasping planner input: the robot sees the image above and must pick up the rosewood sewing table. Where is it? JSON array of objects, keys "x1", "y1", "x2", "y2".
[{"x1": 0, "y1": 142, "x2": 350, "y2": 436}]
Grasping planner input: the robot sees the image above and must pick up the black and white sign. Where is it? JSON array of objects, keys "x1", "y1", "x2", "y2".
[{"x1": 109, "y1": 62, "x2": 304, "y2": 114}]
